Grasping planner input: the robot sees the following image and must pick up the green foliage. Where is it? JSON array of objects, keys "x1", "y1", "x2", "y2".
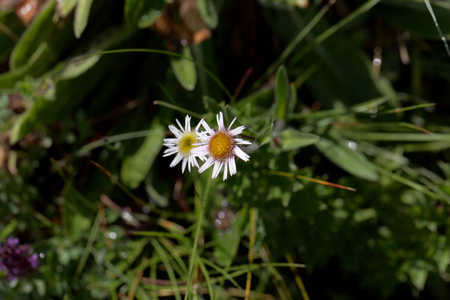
[{"x1": 1, "y1": 0, "x2": 450, "y2": 299}]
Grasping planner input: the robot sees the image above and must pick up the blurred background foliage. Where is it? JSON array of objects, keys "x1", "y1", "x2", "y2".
[{"x1": 0, "y1": 0, "x2": 450, "y2": 299}]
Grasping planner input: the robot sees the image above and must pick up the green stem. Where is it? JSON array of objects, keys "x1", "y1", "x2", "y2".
[{"x1": 185, "y1": 176, "x2": 212, "y2": 299}]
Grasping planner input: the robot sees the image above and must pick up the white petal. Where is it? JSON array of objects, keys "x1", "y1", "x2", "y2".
[
  {"x1": 181, "y1": 157, "x2": 187, "y2": 173},
  {"x1": 234, "y1": 139, "x2": 252, "y2": 145},
  {"x1": 223, "y1": 160, "x2": 228, "y2": 181},
  {"x1": 163, "y1": 150, "x2": 178, "y2": 157},
  {"x1": 202, "y1": 120, "x2": 215, "y2": 135},
  {"x1": 163, "y1": 138, "x2": 178, "y2": 143},
  {"x1": 193, "y1": 156, "x2": 199, "y2": 168},
  {"x1": 234, "y1": 147, "x2": 250, "y2": 162},
  {"x1": 185, "y1": 115, "x2": 191, "y2": 132},
  {"x1": 170, "y1": 153, "x2": 184, "y2": 167},
  {"x1": 168, "y1": 125, "x2": 182, "y2": 137},
  {"x1": 228, "y1": 117, "x2": 237, "y2": 130},
  {"x1": 176, "y1": 119, "x2": 184, "y2": 132},
  {"x1": 212, "y1": 161, "x2": 223, "y2": 178},
  {"x1": 229, "y1": 125, "x2": 245, "y2": 136},
  {"x1": 199, "y1": 157, "x2": 215, "y2": 173},
  {"x1": 217, "y1": 112, "x2": 225, "y2": 131},
  {"x1": 195, "y1": 119, "x2": 204, "y2": 132},
  {"x1": 191, "y1": 145, "x2": 210, "y2": 157},
  {"x1": 229, "y1": 157, "x2": 237, "y2": 175}
]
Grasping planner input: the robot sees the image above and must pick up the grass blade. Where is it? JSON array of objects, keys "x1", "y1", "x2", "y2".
[{"x1": 423, "y1": 0, "x2": 450, "y2": 56}]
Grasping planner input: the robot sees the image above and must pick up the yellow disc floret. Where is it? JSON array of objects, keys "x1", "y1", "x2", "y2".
[
  {"x1": 209, "y1": 131, "x2": 233, "y2": 159},
  {"x1": 178, "y1": 132, "x2": 197, "y2": 156}
]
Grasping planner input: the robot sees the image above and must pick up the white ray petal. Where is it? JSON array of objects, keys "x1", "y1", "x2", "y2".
[
  {"x1": 229, "y1": 157, "x2": 236, "y2": 175},
  {"x1": 223, "y1": 160, "x2": 228, "y2": 181},
  {"x1": 228, "y1": 117, "x2": 237, "y2": 130},
  {"x1": 234, "y1": 147, "x2": 250, "y2": 162},
  {"x1": 199, "y1": 157, "x2": 215, "y2": 173},
  {"x1": 170, "y1": 153, "x2": 184, "y2": 167},
  {"x1": 212, "y1": 161, "x2": 223, "y2": 178}
]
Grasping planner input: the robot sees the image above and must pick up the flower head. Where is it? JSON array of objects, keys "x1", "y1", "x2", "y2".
[
  {"x1": 163, "y1": 115, "x2": 205, "y2": 173},
  {"x1": 0, "y1": 237, "x2": 39, "y2": 281},
  {"x1": 193, "y1": 112, "x2": 251, "y2": 180}
]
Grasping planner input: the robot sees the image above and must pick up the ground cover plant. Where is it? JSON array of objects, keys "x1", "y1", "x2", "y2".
[{"x1": 1, "y1": 0, "x2": 450, "y2": 299}]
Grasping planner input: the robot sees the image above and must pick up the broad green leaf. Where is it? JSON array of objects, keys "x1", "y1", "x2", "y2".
[
  {"x1": 57, "y1": 0, "x2": 79, "y2": 17},
  {"x1": 0, "y1": 219, "x2": 19, "y2": 242},
  {"x1": 0, "y1": 11, "x2": 24, "y2": 63},
  {"x1": 275, "y1": 65, "x2": 289, "y2": 120},
  {"x1": 74, "y1": 0, "x2": 94, "y2": 38},
  {"x1": 59, "y1": 55, "x2": 100, "y2": 80},
  {"x1": 279, "y1": 129, "x2": 319, "y2": 151},
  {"x1": 408, "y1": 264, "x2": 428, "y2": 291},
  {"x1": 256, "y1": 120, "x2": 274, "y2": 146},
  {"x1": 170, "y1": 46, "x2": 197, "y2": 91},
  {"x1": 120, "y1": 119, "x2": 165, "y2": 189},
  {"x1": 124, "y1": 0, "x2": 165, "y2": 28},
  {"x1": 9, "y1": 0, "x2": 57, "y2": 70},
  {"x1": 198, "y1": 0, "x2": 218, "y2": 28},
  {"x1": 316, "y1": 138, "x2": 379, "y2": 181},
  {"x1": 213, "y1": 207, "x2": 247, "y2": 267}
]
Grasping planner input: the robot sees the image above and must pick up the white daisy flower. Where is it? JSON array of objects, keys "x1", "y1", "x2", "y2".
[
  {"x1": 163, "y1": 115, "x2": 205, "y2": 173},
  {"x1": 193, "y1": 112, "x2": 251, "y2": 181}
]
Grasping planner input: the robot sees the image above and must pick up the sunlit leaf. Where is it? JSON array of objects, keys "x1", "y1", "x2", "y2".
[
  {"x1": 170, "y1": 46, "x2": 197, "y2": 91},
  {"x1": 316, "y1": 138, "x2": 379, "y2": 181},
  {"x1": 124, "y1": 0, "x2": 165, "y2": 28},
  {"x1": 120, "y1": 118, "x2": 165, "y2": 189},
  {"x1": 279, "y1": 129, "x2": 319, "y2": 151},
  {"x1": 74, "y1": 0, "x2": 94, "y2": 38}
]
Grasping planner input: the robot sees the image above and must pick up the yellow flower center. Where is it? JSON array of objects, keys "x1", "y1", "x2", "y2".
[
  {"x1": 178, "y1": 132, "x2": 197, "y2": 155},
  {"x1": 209, "y1": 132, "x2": 233, "y2": 159}
]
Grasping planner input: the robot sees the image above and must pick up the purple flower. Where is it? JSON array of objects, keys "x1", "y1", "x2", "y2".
[{"x1": 0, "y1": 237, "x2": 39, "y2": 281}]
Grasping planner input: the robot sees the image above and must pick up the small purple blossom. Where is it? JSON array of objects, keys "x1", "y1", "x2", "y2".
[{"x1": 0, "y1": 237, "x2": 39, "y2": 281}]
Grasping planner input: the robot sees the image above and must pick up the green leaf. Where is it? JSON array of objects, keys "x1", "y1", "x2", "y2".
[
  {"x1": 0, "y1": 11, "x2": 24, "y2": 63},
  {"x1": 316, "y1": 138, "x2": 379, "y2": 181},
  {"x1": 0, "y1": 219, "x2": 19, "y2": 242},
  {"x1": 9, "y1": 0, "x2": 57, "y2": 70},
  {"x1": 213, "y1": 207, "x2": 247, "y2": 267},
  {"x1": 409, "y1": 264, "x2": 428, "y2": 291},
  {"x1": 279, "y1": 129, "x2": 319, "y2": 151},
  {"x1": 124, "y1": 0, "x2": 165, "y2": 28},
  {"x1": 275, "y1": 65, "x2": 289, "y2": 120},
  {"x1": 120, "y1": 118, "x2": 165, "y2": 189},
  {"x1": 170, "y1": 46, "x2": 197, "y2": 91},
  {"x1": 74, "y1": 0, "x2": 94, "y2": 38},
  {"x1": 59, "y1": 55, "x2": 100, "y2": 80},
  {"x1": 57, "y1": 0, "x2": 79, "y2": 17},
  {"x1": 198, "y1": 0, "x2": 218, "y2": 28}
]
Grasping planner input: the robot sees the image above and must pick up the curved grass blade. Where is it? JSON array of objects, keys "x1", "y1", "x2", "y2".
[
  {"x1": 423, "y1": 0, "x2": 450, "y2": 56},
  {"x1": 375, "y1": 166, "x2": 441, "y2": 199},
  {"x1": 264, "y1": 170, "x2": 356, "y2": 191},
  {"x1": 252, "y1": 0, "x2": 335, "y2": 90},
  {"x1": 291, "y1": 0, "x2": 381, "y2": 65},
  {"x1": 153, "y1": 100, "x2": 202, "y2": 119},
  {"x1": 379, "y1": 103, "x2": 435, "y2": 114},
  {"x1": 245, "y1": 207, "x2": 257, "y2": 300},
  {"x1": 198, "y1": 258, "x2": 214, "y2": 300},
  {"x1": 151, "y1": 239, "x2": 182, "y2": 300},
  {"x1": 201, "y1": 258, "x2": 240, "y2": 288},
  {"x1": 90, "y1": 160, "x2": 146, "y2": 206},
  {"x1": 80, "y1": 49, "x2": 233, "y2": 102},
  {"x1": 185, "y1": 175, "x2": 212, "y2": 300},
  {"x1": 343, "y1": 132, "x2": 450, "y2": 142}
]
